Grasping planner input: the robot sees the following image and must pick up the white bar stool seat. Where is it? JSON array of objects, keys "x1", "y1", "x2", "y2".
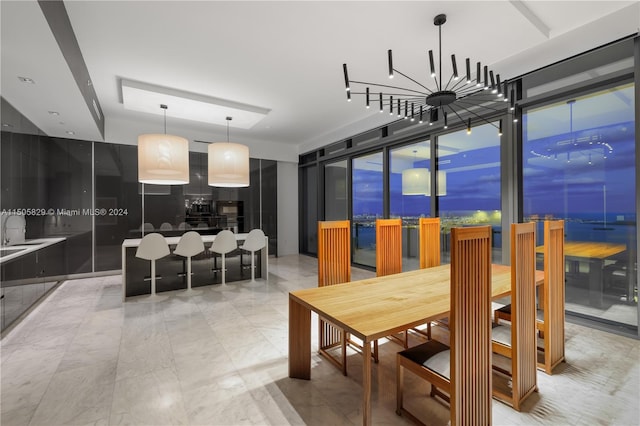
[
  {"x1": 140, "y1": 222, "x2": 154, "y2": 232},
  {"x1": 135, "y1": 232, "x2": 170, "y2": 302},
  {"x1": 209, "y1": 230, "x2": 237, "y2": 285},
  {"x1": 240, "y1": 229, "x2": 266, "y2": 282},
  {"x1": 173, "y1": 231, "x2": 205, "y2": 294}
]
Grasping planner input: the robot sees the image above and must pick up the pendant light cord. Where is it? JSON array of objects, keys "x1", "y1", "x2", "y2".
[
  {"x1": 438, "y1": 24, "x2": 442, "y2": 91},
  {"x1": 161, "y1": 104, "x2": 168, "y2": 134},
  {"x1": 567, "y1": 99, "x2": 576, "y2": 145},
  {"x1": 226, "y1": 116, "x2": 232, "y2": 142}
]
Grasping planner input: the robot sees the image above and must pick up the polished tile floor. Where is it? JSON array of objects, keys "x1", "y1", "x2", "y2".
[{"x1": 1, "y1": 254, "x2": 638, "y2": 425}]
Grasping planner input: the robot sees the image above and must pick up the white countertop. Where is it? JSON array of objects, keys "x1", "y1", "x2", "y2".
[{"x1": 0, "y1": 238, "x2": 66, "y2": 264}]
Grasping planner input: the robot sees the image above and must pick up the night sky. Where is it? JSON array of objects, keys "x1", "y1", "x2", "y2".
[{"x1": 352, "y1": 122, "x2": 635, "y2": 220}]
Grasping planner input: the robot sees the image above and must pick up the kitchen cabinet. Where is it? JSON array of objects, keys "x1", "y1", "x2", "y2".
[{"x1": 0, "y1": 239, "x2": 65, "y2": 331}]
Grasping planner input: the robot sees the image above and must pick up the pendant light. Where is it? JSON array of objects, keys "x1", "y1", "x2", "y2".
[
  {"x1": 430, "y1": 170, "x2": 447, "y2": 196},
  {"x1": 401, "y1": 150, "x2": 447, "y2": 196},
  {"x1": 208, "y1": 117, "x2": 249, "y2": 187},
  {"x1": 402, "y1": 150, "x2": 429, "y2": 195},
  {"x1": 138, "y1": 104, "x2": 189, "y2": 185}
]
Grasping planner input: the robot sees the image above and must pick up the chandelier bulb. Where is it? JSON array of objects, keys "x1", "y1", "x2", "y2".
[{"x1": 429, "y1": 50, "x2": 436, "y2": 77}]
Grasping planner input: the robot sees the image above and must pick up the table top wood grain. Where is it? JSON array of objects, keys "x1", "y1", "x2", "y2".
[
  {"x1": 290, "y1": 264, "x2": 544, "y2": 343},
  {"x1": 535, "y1": 241, "x2": 625, "y2": 260}
]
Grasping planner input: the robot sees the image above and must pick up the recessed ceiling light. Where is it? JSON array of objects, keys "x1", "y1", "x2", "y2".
[
  {"x1": 2, "y1": 123, "x2": 13, "y2": 128},
  {"x1": 66, "y1": 131, "x2": 75, "y2": 135},
  {"x1": 18, "y1": 76, "x2": 35, "y2": 84},
  {"x1": 48, "y1": 111, "x2": 60, "y2": 116}
]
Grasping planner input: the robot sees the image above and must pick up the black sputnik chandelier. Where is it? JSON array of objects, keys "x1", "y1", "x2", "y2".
[{"x1": 343, "y1": 14, "x2": 514, "y2": 135}]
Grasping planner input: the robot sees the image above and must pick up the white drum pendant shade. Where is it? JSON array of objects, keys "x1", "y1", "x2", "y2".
[
  {"x1": 436, "y1": 170, "x2": 447, "y2": 196},
  {"x1": 138, "y1": 133, "x2": 189, "y2": 184},
  {"x1": 208, "y1": 142, "x2": 250, "y2": 187},
  {"x1": 402, "y1": 168, "x2": 429, "y2": 195}
]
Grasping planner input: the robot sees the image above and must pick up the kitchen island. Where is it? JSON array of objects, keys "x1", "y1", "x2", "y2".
[{"x1": 121, "y1": 233, "x2": 268, "y2": 300}]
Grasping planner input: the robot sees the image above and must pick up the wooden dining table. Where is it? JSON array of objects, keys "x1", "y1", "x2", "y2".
[
  {"x1": 288, "y1": 264, "x2": 545, "y2": 425},
  {"x1": 536, "y1": 241, "x2": 626, "y2": 308}
]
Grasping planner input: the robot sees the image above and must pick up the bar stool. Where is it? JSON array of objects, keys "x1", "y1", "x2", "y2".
[
  {"x1": 209, "y1": 230, "x2": 237, "y2": 285},
  {"x1": 135, "y1": 232, "x2": 170, "y2": 302},
  {"x1": 159, "y1": 222, "x2": 173, "y2": 231},
  {"x1": 173, "y1": 231, "x2": 205, "y2": 294},
  {"x1": 178, "y1": 222, "x2": 191, "y2": 231},
  {"x1": 240, "y1": 229, "x2": 266, "y2": 282}
]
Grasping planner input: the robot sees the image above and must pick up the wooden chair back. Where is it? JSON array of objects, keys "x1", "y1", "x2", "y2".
[
  {"x1": 540, "y1": 219, "x2": 565, "y2": 374},
  {"x1": 376, "y1": 218, "x2": 402, "y2": 277},
  {"x1": 450, "y1": 226, "x2": 493, "y2": 426},
  {"x1": 318, "y1": 220, "x2": 351, "y2": 287},
  {"x1": 317, "y1": 220, "x2": 351, "y2": 374},
  {"x1": 492, "y1": 222, "x2": 537, "y2": 410},
  {"x1": 511, "y1": 222, "x2": 538, "y2": 408},
  {"x1": 419, "y1": 217, "x2": 441, "y2": 269}
]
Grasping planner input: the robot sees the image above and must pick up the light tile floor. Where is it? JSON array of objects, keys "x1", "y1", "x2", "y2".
[{"x1": 1, "y1": 254, "x2": 638, "y2": 425}]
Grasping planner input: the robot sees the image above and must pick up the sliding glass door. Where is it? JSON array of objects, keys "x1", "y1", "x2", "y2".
[
  {"x1": 523, "y1": 83, "x2": 637, "y2": 328},
  {"x1": 437, "y1": 123, "x2": 502, "y2": 263},
  {"x1": 389, "y1": 140, "x2": 431, "y2": 271},
  {"x1": 324, "y1": 159, "x2": 348, "y2": 221},
  {"x1": 352, "y1": 151, "x2": 383, "y2": 267}
]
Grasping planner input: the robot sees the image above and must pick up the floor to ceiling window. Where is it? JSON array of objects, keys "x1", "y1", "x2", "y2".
[
  {"x1": 300, "y1": 164, "x2": 318, "y2": 255},
  {"x1": 437, "y1": 122, "x2": 502, "y2": 263},
  {"x1": 324, "y1": 159, "x2": 348, "y2": 221},
  {"x1": 523, "y1": 83, "x2": 637, "y2": 328},
  {"x1": 352, "y1": 151, "x2": 383, "y2": 267},
  {"x1": 389, "y1": 140, "x2": 431, "y2": 271}
]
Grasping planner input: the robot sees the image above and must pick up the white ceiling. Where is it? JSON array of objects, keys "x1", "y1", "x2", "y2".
[{"x1": 1, "y1": 1, "x2": 638, "y2": 163}]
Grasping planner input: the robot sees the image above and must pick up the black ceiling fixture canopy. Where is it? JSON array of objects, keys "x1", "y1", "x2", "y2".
[{"x1": 342, "y1": 13, "x2": 514, "y2": 134}]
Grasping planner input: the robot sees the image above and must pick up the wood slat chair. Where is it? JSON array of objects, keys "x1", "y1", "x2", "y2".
[
  {"x1": 411, "y1": 217, "x2": 442, "y2": 340},
  {"x1": 317, "y1": 220, "x2": 351, "y2": 375},
  {"x1": 376, "y1": 218, "x2": 403, "y2": 276},
  {"x1": 491, "y1": 222, "x2": 538, "y2": 410},
  {"x1": 419, "y1": 217, "x2": 441, "y2": 269},
  {"x1": 376, "y1": 218, "x2": 406, "y2": 349},
  {"x1": 537, "y1": 220, "x2": 565, "y2": 374},
  {"x1": 494, "y1": 220, "x2": 566, "y2": 375},
  {"x1": 396, "y1": 226, "x2": 493, "y2": 426}
]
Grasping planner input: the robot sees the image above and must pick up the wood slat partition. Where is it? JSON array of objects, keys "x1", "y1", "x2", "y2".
[
  {"x1": 376, "y1": 218, "x2": 402, "y2": 277},
  {"x1": 317, "y1": 220, "x2": 351, "y2": 375},
  {"x1": 539, "y1": 220, "x2": 565, "y2": 374},
  {"x1": 419, "y1": 217, "x2": 441, "y2": 269},
  {"x1": 450, "y1": 226, "x2": 493, "y2": 426},
  {"x1": 491, "y1": 223, "x2": 537, "y2": 410}
]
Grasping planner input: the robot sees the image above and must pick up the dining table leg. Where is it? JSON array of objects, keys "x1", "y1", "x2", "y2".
[
  {"x1": 362, "y1": 340, "x2": 372, "y2": 425},
  {"x1": 588, "y1": 258, "x2": 605, "y2": 308},
  {"x1": 288, "y1": 297, "x2": 311, "y2": 379}
]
